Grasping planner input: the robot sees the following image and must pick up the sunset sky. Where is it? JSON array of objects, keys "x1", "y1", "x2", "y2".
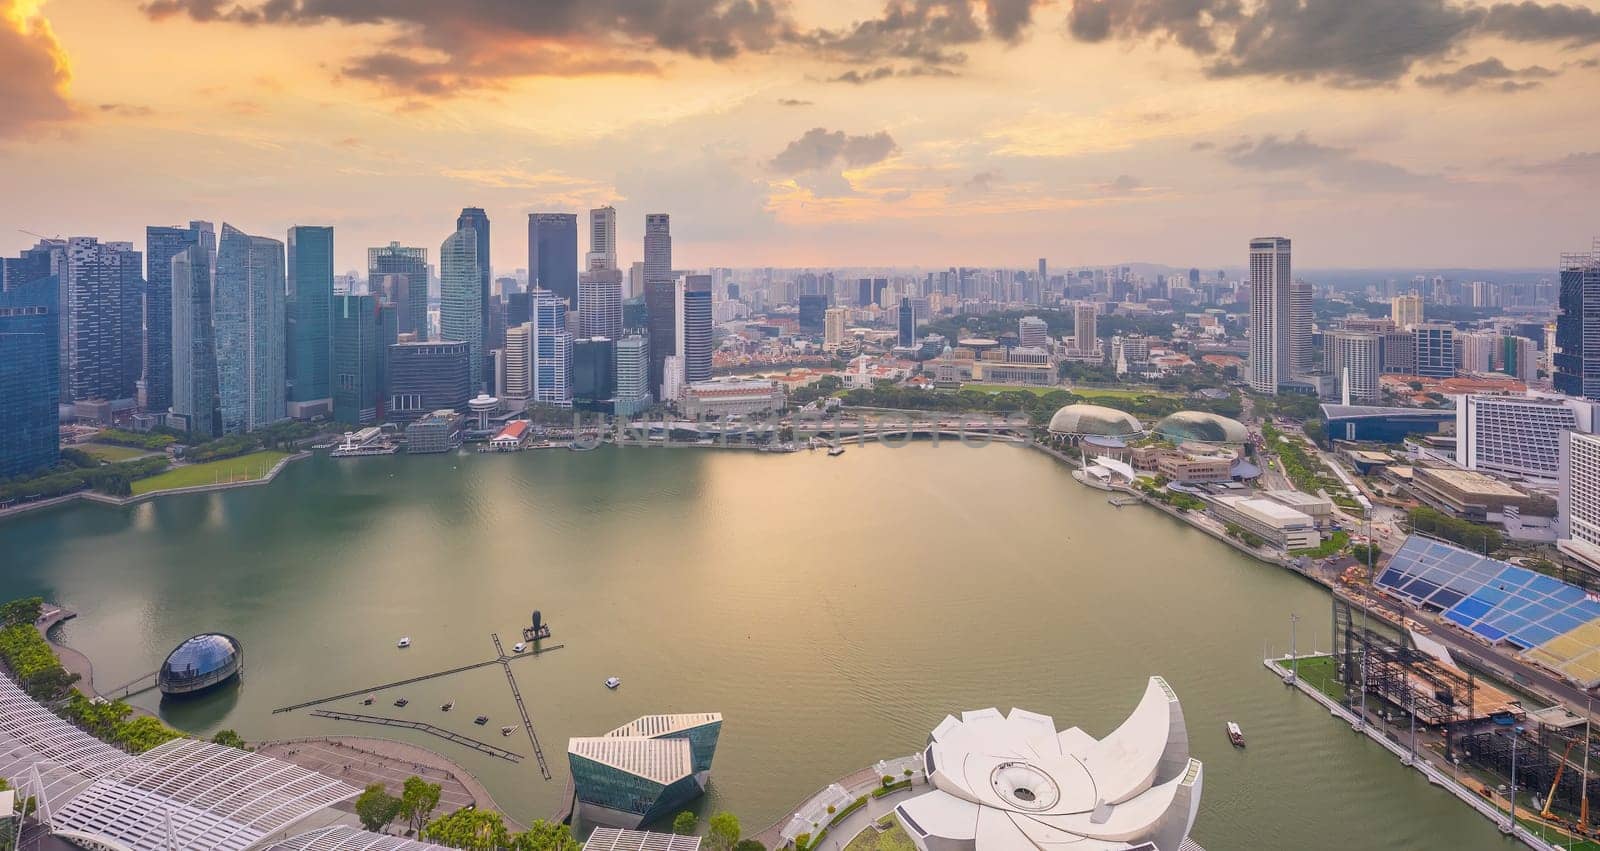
[{"x1": 3, "y1": 0, "x2": 1599, "y2": 273}]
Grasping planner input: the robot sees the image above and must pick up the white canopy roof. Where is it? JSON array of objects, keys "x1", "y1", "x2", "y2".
[{"x1": 263, "y1": 825, "x2": 449, "y2": 851}]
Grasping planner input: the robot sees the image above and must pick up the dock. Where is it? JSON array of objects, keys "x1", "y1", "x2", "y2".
[
  {"x1": 271, "y1": 642, "x2": 564, "y2": 714},
  {"x1": 308, "y1": 710, "x2": 523, "y2": 762},
  {"x1": 492, "y1": 633, "x2": 552, "y2": 781}
]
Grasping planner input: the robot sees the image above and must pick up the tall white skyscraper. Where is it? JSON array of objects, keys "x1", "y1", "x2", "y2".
[
  {"x1": 1290, "y1": 281, "x2": 1313, "y2": 375},
  {"x1": 530, "y1": 287, "x2": 572, "y2": 407},
  {"x1": 579, "y1": 268, "x2": 624, "y2": 340},
  {"x1": 824, "y1": 307, "x2": 848, "y2": 351},
  {"x1": 1391, "y1": 293, "x2": 1423, "y2": 330},
  {"x1": 587, "y1": 206, "x2": 617, "y2": 272},
  {"x1": 1018, "y1": 315, "x2": 1048, "y2": 349},
  {"x1": 1072, "y1": 301, "x2": 1098, "y2": 354},
  {"x1": 502, "y1": 322, "x2": 531, "y2": 407},
  {"x1": 1248, "y1": 236, "x2": 1292, "y2": 395},
  {"x1": 1326, "y1": 330, "x2": 1380, "y2": 404},
  {"x1": 1560, "y1": 430, "x2": 1600, "y2": 572},
  {"x1": 614, "y1": 334, "x2": 651, "y2": 416}
]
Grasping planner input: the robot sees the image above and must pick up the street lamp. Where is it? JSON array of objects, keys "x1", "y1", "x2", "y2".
[{"x1": 1507, "y1": 725, "x2": 1525, "y2": 835}]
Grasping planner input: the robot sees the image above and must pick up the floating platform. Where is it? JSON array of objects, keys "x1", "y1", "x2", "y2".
[{"x1": 309, "y1": 709, "x2": 523, "y2": 762}]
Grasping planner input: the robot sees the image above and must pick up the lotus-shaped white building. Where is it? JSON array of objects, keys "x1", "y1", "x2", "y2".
[{"x1": 894, "y1": 677, "x2": 1202, "y2": 851}]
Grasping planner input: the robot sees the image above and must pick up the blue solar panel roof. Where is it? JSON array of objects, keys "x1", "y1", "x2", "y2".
[{"x1": 1375, "y1": 536, "x2": 1600, "y2": 649}]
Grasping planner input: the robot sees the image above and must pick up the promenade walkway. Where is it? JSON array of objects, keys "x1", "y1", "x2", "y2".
[{"x1": 36, "y1": 605, "x2": 95, "y2": 696}]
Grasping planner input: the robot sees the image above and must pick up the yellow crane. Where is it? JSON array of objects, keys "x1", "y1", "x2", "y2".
[{"x1": 1542, "y1": 738, "x2": 1579, "y2": 824}]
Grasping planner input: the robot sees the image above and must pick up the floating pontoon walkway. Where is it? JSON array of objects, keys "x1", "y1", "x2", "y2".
[
  {"x1": 307, "y1": 710, "x2": 523, "y2": 762},
  {"x1": 271, "y1": 643, "x2": 565, "y2": 714}
]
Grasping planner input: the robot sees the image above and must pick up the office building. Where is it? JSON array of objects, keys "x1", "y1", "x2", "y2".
[
  {"x1": 502, "y1": 323, "x2": 532, "y2": 408},
  {"x1": 2, "y1": 238, "x2": 64, "y2": 294},
  {"x1": 1392, "y1": 293, "x2": 1423, "y2": 329},
  {"x1": 1325, "y1": 330, "x2": 1381, "y2": 404},
  {"x1": 580, "y1": 268, "x2": 624, "y2": 340},
  {"x1": 891, "y1": 679, "x2": 1201, "y2": 851},
  {"x1": 898, "y1": 298, "x2": 915, "y2": 347},
  {"x1": 528, "y1": 212, "x2": 578, "y2": 307},
  {"x1": 388, "y1": 341, "x2": 471, "y2": 420},
  {"x1": 440, "y1": 223, "x2": 485, "y2": 392},
  {"x1": 568, "y1": 713, "x2": 722, "y2": 829},
  {"x1": 573, "y1": 337, "x2": 616, "y2": 412},
  {"x1": 405, "y1": 410, "x2": 463, "y2": 454},
  {"x1": 1559, "y1": 430, "x2": 1600, "y2": 573},
  {"x1": 1247, "y1": 236, "x2": 1292, "y2": 394},
  {"x1": 215, "y1": 225, "x2": 285, "y2": 433},
  {"x1": 823, "y1": 307, "x2": 848, "y2": 352},
  {"x1": 681, "y1": 275, "x2": 712, "y2": 385},
  {"x1": 614, "y1": 335, "x2": 651, "y2": 417},
  {"x1": 169, "y1": 244, "x2": 218, "y2": 437},
  {"x1": 587, "y1": 206, "x2": 617, "y2": 271},
  {"x1": 0, "y1": 274, "x2": 59, "y2": 476},
  {"x1": 332, "y1": 294, "x2": 389, "y2": 425},
  {"x1": 368, "y1": 242, "x2": 428, "y2": 341},
  {"x1": 643, "y1": 214, "x2": 673, "y2": 398},
  {"x1": 1018, "y1": 315, "x2": 1047, "y2": 349},
  {"x1": 1557, "y1": 244, "x2": 1600, "y2": 400},
  {"x1": 144, "y1": 222, "x2": 211, "y2": 413},
  {"x1": 1072, "y1": 301, "x2": 1098, "y2": 355},
  {"x1": 1456, "y1": 394, "x2": 1594, "y2": 482},
  {"x1": 286, "y1": 226, "x2": 334, "y2": 418},
  {"x1": 797, "y1": 294, "x2": 827, "y2": 333},
  {"x1": 1210, "y1": 495, "x2": 1320, "y2": 549},
  {"x1": 456, "y1": 207, "x2": 492, "y2": 363},
  {"x1": 1381, "y1": 330, "x2": 1417, "y2": 374},
  {"x1": 1502, "y1": 335, "x2": 1538, "y2": 382},
  {"x1": 1290, "y1": 280, "x2": 1313, "y2": 375},
  {"x1": 1414, "y1": 323, "x2": 1457, "y2": 378},
  {"x1": 531, "y1": 288, "x2": 572, "y2": 407},
  {"x1": 63, "y1": 237, "x2": 143, "y2": 406}
]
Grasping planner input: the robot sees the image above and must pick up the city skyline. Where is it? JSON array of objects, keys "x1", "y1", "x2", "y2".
[{"x1": 4, "y1": 0, "x2": 1600, "y2": 270}]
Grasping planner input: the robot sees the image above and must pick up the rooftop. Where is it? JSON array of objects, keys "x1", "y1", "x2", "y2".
[
  {"x1": 1412, "y1": 466, "x2": 1526, "y2": 498},
  {"x1": 583, "y1": 828, "x2": 702, "y2": 851}
]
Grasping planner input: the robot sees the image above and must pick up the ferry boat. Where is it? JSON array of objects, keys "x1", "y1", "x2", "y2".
[
  {"x1": 397, "y1": 637, "x2": 411, "y2": 648},
  {"x1": 394, "y1": 697, "x2": 409, "y2": 708},
  {"x1": 1226, "y1": 721, "x2": 1245, "y2": 748},
  {"x1": 604, "y1": 677, "x2": 622, "y2": 689},
  {"x1": 474, "y1": 715, "x2": 489, "y2": 725}
]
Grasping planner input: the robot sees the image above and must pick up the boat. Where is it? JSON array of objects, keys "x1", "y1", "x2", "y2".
[
  {"x1": 512, "y1": 642, "x2": 527, "y2": 654},
  {"x1": 604, "y1": 677, "x2": 621, "y2": 689},
  {"x1": 361, "y1": 694, "x2": 374, "y2": 706},
  {"x1": 474, "y1": 715, "x2": 489, "y2": 725},
  {"x1": 827, "y1": 446, "x2": 845, "y2": 457},
  {"x1": 397, "y1": 637, "x2": 411, "y2": 648},
  {"x1": 501, "y1": 725, "x2": 515, "y2": 736},
  {"x1": 1226, "y1": 721, "x2": 1245, "y2": 748},
  {"x1": 394, "y1": 697, "x2": 409, "y2": 708},
  {"x1": 441, "y1": 701, "x2": 454, "y2": 712}
]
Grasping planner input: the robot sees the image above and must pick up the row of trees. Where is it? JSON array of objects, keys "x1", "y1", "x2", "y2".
[
  {"x1": 0, "y1": 454, "x2": 169, "y2": 502},
  {"x1": 355, "y1": 776, "x2": 445, "y2": 835},
  {"x1": 672, "y1": 811, "x2": 758, "y2": 851},
  {"x1": 1408, "y1": 506, "x2": 1504, "y2": 554}
]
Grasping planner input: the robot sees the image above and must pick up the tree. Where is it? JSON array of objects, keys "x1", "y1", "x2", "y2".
[
  {"x1": 672, "y1": 810, "x2": 698, "y2": 836},
  {"x1": 355, "y1": 784, "x2": 403, "y2": 832},
  {"x1": 402, "y1": 775, "x2": 444, "y2": 834},
  {"x1": 210, "y1": 729, "x2": 248, "y2": 750},
  {"x1": 0, "y1": 597, "x2": 43, "y2": 628},
  {"x1": 732, "y1": 842, "x2": 764, "y2": 851},
  {"x1": 508, "y1": 820, "x2": 579, "y2": 851},
  {"x1": 424, "y1": 808, "x2": 509, "y2": 851},
  {"x1": 705, "y1": 812, "x2": 740, "y2": 851},
  {"x1": 115, "y1": 716, "x2": 183, "y2": 752}
]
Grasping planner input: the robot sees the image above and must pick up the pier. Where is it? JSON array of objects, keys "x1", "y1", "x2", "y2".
[
  {"x1": 308, "y1": 710, "x2": 524, "y2": 762},
  {"x1": 491, "y1": 633, "x2": 552, "y2": 781},
  {"x1": 271, "y1": 642, "x2": 564, "y2": 714}
]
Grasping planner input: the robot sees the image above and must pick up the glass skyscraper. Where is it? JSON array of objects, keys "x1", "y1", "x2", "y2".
[
  {"x1": 680, "y1": 274, "x2": 712, "y2": 385},
  {"x1": 614, "y1": 334, "x2": 651, "y2": 417},
  {"x1": 1557, "y1": 245, "x2": 1600, "y2": 400},
  {"x1": 572, "y1": 337, "x2": 615, "y2": 412},
  {"x1": 64, "y1": 237, "x2": 143, "y2": 404},
  {"x1": 456, "y1": 208, "x2": 491, "y2": 379},
  {"x1": 368, "y1": 242, "x2": 428, "y2": 341},
  {"x1": 0, "y1": 273, "x2": 60, "y2": 477},
  {"x1": 333, "y1": 294, "x2": 388, "y2": 425},
  {"x1": 440, "y1": 225, "x2": 484, "y2": 391},
  {"x1": 528, "y1": 213, "x2": 578, "y2": 307},
  {"x1": 531, "y1": 288, "x2": 572, "y2": 408},
  {"x1": 145, "y1": 222, "x2": 211, "y2": 413},
  {"x1": 286, "y1": 226, "x2": 334, "y2": 413},
  {"x1": 216, "y1": 224, "x2": 286, "y2": 434},
  {"x1": 169, "y1": 243, "x2": 218, "y2": 437},
  {"x1": 643, "y1": 214, "x2": 673, "y2": 398}
]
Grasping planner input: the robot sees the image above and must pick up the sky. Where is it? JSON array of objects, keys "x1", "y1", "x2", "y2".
[{"x1": 2, "y1": 0, "x2": 1599, "y2": 274}]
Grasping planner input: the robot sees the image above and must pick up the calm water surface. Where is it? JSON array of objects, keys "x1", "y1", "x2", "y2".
[{"x1": 0, "y1": 444, "x2": 1517, "y2": 849}]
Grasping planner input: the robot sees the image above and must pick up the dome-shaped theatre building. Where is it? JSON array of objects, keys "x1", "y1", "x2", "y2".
[
  {"x1": 158, "y1": 633, "x2": 243, "y2": 697},
  {"x1": 1046, "y1": 403, "x2": 1144, "y2": 442},
  {"x1": 1152, "y1": 411, "x2": 1250, "y2": 445}
]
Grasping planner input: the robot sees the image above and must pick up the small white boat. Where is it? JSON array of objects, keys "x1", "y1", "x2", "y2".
[
  {"x1": 397, "y1": 637, "x2": 411, "y2": 648},
  {"x1": 827, "y1": 446, "x2": 845, "y2": 457},
  {"x1": 604, "y1": 677, "x2": 621, "y2": 690},
  {"x1": 501, "y1": 726, "x2": 515, "y2": 736},
  {"x1": 513, "y1": 642, "x2": 527, "y2": 654},
  {"x1": 1226, "y1": 721, "x2": 1245, "y2": 748}
]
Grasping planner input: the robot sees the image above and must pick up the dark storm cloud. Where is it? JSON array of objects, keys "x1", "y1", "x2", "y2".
[
  {"x1": 1415, "y1": 57, "x2": 1556, "y2": 91},
  {"x1": 1221, "y1": 133, "x2": 1442, "y2": 191},
  {"x1": 1480, "y1": 2, "x2": 1600, "y2": 44},
  {"x1": 769, "y1": 128, "x2": 899, "y2": 174}
]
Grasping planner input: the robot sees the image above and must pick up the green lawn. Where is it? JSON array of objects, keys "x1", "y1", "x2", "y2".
[
  {"x1": 131, "y1": 451, "x2": 290, "y2": 495},
  {"x1": 960, "y1": 383, "x2": 1064, "y2": 396},
  {"x1": 1070, "y1": 386, "x2": 1181, "y2": 400},
  {"x1": 844, "y1": 823, "x2": 912, "y2": 851},
  {"x1": 1287, "y1": 655, "x2": 1346, "y2": 702},
  {"x1": 80, "y1": 442, "x2": 155, "y2": 462}
]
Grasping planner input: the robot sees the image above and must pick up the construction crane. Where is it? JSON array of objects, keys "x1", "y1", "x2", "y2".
[
  {"x1": 1541, "y1": 737, "x2": 1579, "y2": 824},
  {"x1": 16, "y1": 229, "x2": 62, "y2": 241}
]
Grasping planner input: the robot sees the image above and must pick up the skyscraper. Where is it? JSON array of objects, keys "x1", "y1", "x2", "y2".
[
  {"x1": 215, "y1": 224, "x2": 286, "y2": 433},
  {"x1": 1413, "y1": 323, "x2": 1457, "y2": 378},
  {"x1": 1290, "y1": 280, "x2": 1313, "y2": 375},
  {"x1": 368, "y1": 242, "x2": 429, "y2": 341},
  {"x1": 823, "y1": 307, "x2": 848, "y2": 351},
  {"x1": 587, "y1": 206, "x2": 617, "y2": 271},
  {"x1": 1247, "y1": 236, "x2": 1292, "y2": 394},
  {"x1": 501, "y1": 322, "x2": 531, "y2": 408},
  {"x1": 643, "y1": 214, "x2": 673, "y2": 397},
  {"x1": 286, "y1": 226, "x2": 334, "y2": 417},
  {"x1": 1073, "y1": 301, "x2": 1098, "y2": 354},
  {"x1": 440, "y1": 224, "x2": 485, "y2": 391},
  {"x1": 1018, "y1": 315, "x2": 1047, "y2": 349},
  {"x1": 614, "y1": 335, "x2": 651, "y2": 416},
  {"x1": 1556, "y1": 243, "x2": 1600, "y2": 400},
  {"x1": 898, "y1": 298, "x2": 915, "y2": 347},
  {"x1": 531, "y1": 288, "x2": 572, "y2": 407},
  {"x1": 573, "y1": 337, "x2": 616, "y2": 412},
  {"x1": 145, "y1": 222, "x2": 210, "y2": 413},
  {"x1": 1325, "y1": 330, "x2": 1381, "y2": 404},
  {"x1": 680, "y1": 274, "x2": 712, "y2": 385},
  {"x1": 64, "y1": 237, "x2": 143, "y2": 405},
  {"x1": 169, "y1": 244, "x2": 218, "y2": 437},
  {"x1": 528, "y1": 213, "x2": 578, "y2": 307},
  {"x1": 387, "y1": 341, "x2": 471, "y2": 419},
  {"x1": 332, "y1": 294, "x2": 388, "y2": 425},
  {"x1": 798, "y1": 294, "x2": 827, "y2": 332},
  {"x1": 457, "y1": 207, "x2": 492, "y2": 382},
  {"x1": 0, "y1": 273, "x2": 59, "y2": 476},
  {"x1": 1391, "y1": 293, "x2": 1423, "y2": 330},
  {"x1": 579, "y1": 268, "x2": 624, "y2": 340}
]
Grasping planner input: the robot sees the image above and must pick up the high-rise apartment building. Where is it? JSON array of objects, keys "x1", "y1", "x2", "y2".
[
  {"x1": 579, "y1": 268, "x2": 624, "y2": 340},
  {"x1": 368, "y1": 242, "x2": 429, "y2": 341},
  {"x1": 1391, "y1": 294, "x2": 1423, "y2": 330},
  {"x1": 1073, "y1": 302, "x2": 1098, "y2": 354},
  {"x1": 528, "y1": 213, "x2": 578, "y2": 307},
  {"x1": 587, "y1": 206, "x2": 617, "y2": 271},
  {"x1": 1290, "y1": 281, "x2": 1313, "y2": 375},
  {"x1": 643, "y1": 214, "x2": 673, "y2": 397},
  {"x1": 169, "y1": 244, "x2": 218, "y2": 437},
  {"x1": 1018, "y1": 316, "x2": 1047, "y2": 349},
  {"x1": 1556, "y1": 243, "x2": 1600, "y2": 400},
  {"x1": 1457, "y1": 330, "x2": 1499, "y2": 375},
  {"x1": 531, "y1": 288, "x2": 572, "y2": 407},
  {"x1": 823, "y1": 307, "x2": 848, "y2": 352},
  {"x1": 1247, "y1": 236, "x2": 1292, "y2": 394},
  {"x1": 0, "y1": 274, "x2": 59, "y2": 476},
  {"x1": 286, "y1": 226, "x2": 334, "y2": 417},
  {"x1": 1325, "y1": 330, "x2": 1381, "y2": 404},
  {"x1": 1381, "y1": 331, "x2": 1417, "y2": 374},
  {"x1": 1501, "y1": 335, "x2": 1538, "y2": 382},
  {"x1": 215, "y1": 224, "x2": 286, "y2": 433},
  {"x1": 680, "y1": 275, "x2": 713, "y2": 385},
  {"x1": 144, "y1": 222, "x2": 211, "y2": 413},
  {"x1": 332, "y1": 294, "x2": 389, "y2": 425},
  {"x1": 440, "y1": 224, "x2": 485, "y2": 392},
  {"x1": 614, "y1": 335, "x2": 651, "y2": 416}
]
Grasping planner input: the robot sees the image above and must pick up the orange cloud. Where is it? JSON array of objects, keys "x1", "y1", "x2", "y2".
[{"x1": 0, "y1": 0, "x2": 76, "y2": 138}]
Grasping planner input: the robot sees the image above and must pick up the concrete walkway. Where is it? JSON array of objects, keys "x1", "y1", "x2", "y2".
[
  {"x1": 36, "y1": 605, "x2": 96, "y2": 696},
  {"x1": 807, "y1": 786, "x2": 915, "y2": 851}
]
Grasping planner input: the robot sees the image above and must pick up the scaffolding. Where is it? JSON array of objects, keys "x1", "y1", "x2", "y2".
[
  {"x1": 1332, "y1": 594, "x2": 1479, "y2": 726},
  {"x1": 1458, "y1": 725, "x2": 1600, "y2": 822}
]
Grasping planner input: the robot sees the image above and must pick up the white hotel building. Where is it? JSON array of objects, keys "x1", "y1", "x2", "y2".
[
  {"x1": 1560, "y1": 431, "x2": 1600, "y2": 573},
  {"x1": 1455, "y1": 394, "x2": 1596, "y2": 485}
]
